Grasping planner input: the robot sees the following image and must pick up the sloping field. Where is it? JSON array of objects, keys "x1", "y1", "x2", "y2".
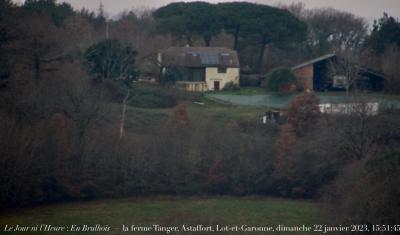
[{"x1": 0, "y1": 196, "x2": 321, "y2": 235}]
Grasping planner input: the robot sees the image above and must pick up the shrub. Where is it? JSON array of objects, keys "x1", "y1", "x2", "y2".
[
  {"x1": 264, "y1": 68, "x2": 297, "y2": 93},
  {"x1": 275, "y1": 123, "x2": 297, "y2": 159},
  {"x1": 325, "y1": 152, "x2": 400, "y2": 225},
  {"x1": 286, "y1": 92, "x2": 320, "y2": 135},
  {"x1": 101, "y1": 80, "x2": 130, "y2": 102},
  {"x1": 240, "y1": 74, "x2": 263, "y2": 87},
  {"x1": 129, "y1": 85, "x2": 177, "y2": 108},
  {"x1": 85, "y1": 39, "x2": 139, "y2": 86},
  {"x1": 223, "y1": 82, "x2": 239, "y2": 91},
  {"x1": 159, "y1": 66, "x2": 183, "y2": 86}
]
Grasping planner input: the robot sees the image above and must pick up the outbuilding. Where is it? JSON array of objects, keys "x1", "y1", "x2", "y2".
[{"x1": 292, "y1": 54, "x2": 385, "y2": 92}]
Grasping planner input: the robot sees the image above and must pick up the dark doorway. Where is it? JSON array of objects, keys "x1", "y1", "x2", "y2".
[
  {"x1": 313, "y1": 60, "x2": 332, "y2": 91},
  {"x1": 214, "y1": 81, "x2": 220, "y2": 91}
]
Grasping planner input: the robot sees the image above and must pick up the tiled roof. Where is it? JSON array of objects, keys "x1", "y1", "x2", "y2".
[
  {"x1": 162, "y1": 47, "x2": 240, "y2": 68},
  {"x1": 292, "y1": 54, "x2": 336, "y2": 70}
]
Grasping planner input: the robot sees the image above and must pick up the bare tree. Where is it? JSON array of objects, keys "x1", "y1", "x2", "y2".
[
  {"x1": 278, "y1": 2, "x2": 306, "y2": 19},
  {"x1": 10, "y1": 14, "x2": 67, "y2": 81},
  {"x1": 305, "y1": 8, "x2": 368, "y2": 55},
  {"x1": 329, "y1": 52, "x2": 361, "y2": 96}
]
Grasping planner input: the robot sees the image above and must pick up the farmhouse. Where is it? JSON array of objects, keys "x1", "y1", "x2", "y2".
[
  {"x1": 160, "y1": 47, "x2": 240, "y2": 91},
  {"x1": 292, "y1": 54, "x2": 385, "y2": 92}
]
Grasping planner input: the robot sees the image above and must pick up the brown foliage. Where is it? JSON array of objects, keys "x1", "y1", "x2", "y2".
[
  {"x1": 325, "y1": 152, "x2": 400, "y2": 225},
  {"x1": 286, "y1": 92, "x2": 320, "y2": 135},
  {"x1": 275, "y1": 124, "x2": 297, "y2": 158},
  {"x1": 208, "y1": 160, "x2": 226, "y2": 187},
  {"x1": 172, "y1": 103, "x2": 189, "y2": 127},
  {"x1": 274, "y1": 123, "x2": 297, "y2": 179}
]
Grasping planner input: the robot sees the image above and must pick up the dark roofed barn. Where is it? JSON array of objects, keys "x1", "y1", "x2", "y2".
[{"x1": 292, "y1": 54, "x2": 385, "y2": 92}]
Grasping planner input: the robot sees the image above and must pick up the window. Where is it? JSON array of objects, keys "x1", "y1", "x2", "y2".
[
  {"x1": 218, "y1": 67, "x2": 227, "y2": 73},
  {"x1": 333, "y1": 75, "x2": 346, "y2": 88}
]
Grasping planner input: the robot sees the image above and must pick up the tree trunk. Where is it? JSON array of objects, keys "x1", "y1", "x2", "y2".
[
  {"x1": 233, "y1": 27, "x2": 240, "y2": 50},
  {"x1": 33, "y1": 37, "x2": 41, "y2": 80},
  {"x1": 233, "y1": 35, "x2": 238, "y2": 50},
  {"x1": 256, "y1": 42, "x2": 267, "y2": 73},
  {"x1": 119, "y1": 90, "x2": 130, "y2": 139},
  {"x1": 204, "y1": 36, "x2": 211, "y2": 47},
  {"x1": 345, "y1": 71, "x2": 351, "y2": 96}
]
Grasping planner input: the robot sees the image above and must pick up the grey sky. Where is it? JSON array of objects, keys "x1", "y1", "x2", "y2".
[{"x1": 13, "y1": 0, "x2": 400, "y2": 23}]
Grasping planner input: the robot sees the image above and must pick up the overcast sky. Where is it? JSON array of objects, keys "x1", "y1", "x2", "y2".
[{"x1": 13, "y1": 0, "x2": 400, "y2": 23}]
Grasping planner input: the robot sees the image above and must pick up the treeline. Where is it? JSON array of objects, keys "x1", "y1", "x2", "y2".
[
  {"x1": 1, "y1": 86, "x2": 399, "y2": 226},
  {"x1": 1, "y1": 1, "x2": 399, "y2": 89}
]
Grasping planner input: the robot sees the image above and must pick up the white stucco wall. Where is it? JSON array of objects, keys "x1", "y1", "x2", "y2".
[{"x1": 205, "y1": 67, "x2": 240, "y2": 90}]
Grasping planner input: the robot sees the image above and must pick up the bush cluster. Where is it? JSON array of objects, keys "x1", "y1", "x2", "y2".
[
  {"x1": 222, "y1": 82, "x2": 240, "y2": 91},
  {"x1": 325, "y1": 152, "x2": 400, "y2": 225},
  {"x1": 2, "y1": 77, "x2": 399, "y2": 211},
  {"x1": 263, "y1": 68, "x2": 297, "y2": 92}
]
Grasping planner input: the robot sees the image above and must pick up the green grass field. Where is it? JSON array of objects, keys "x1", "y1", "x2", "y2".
[
  {"x1": 0, "y1": 196, "x2": 321, "y2": 235},
  {"x1": 105, "y1": 98, "x2": 267, "y2": 136},
  {"x1": 189, "y1": 97, "x2": 268, "y2": 123}
]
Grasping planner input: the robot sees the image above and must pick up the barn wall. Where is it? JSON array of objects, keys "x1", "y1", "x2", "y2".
[
  {"x1": 293, "y1": 65, "x2": 313, "y2": 91},
  {"x1": 205, "y1": 67, "x2": 240, "y2": 90}
]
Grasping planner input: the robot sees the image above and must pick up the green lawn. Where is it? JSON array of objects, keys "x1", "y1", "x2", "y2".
[
  {"x1": 188, "y1": 97, "x2": 268, "y2": 123},
  {"x1": 109, "y1": 83, "x2": 270, "y2": 132},
  {"x1": 0, "y1": 196, "x2": 321, "y2": 235},
  {"x1": 107, "y1": 94, "x2": 268, "y2": 129},
  {"x1": 106, "y1": 98, "x2": 266, "y2": 134}
]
